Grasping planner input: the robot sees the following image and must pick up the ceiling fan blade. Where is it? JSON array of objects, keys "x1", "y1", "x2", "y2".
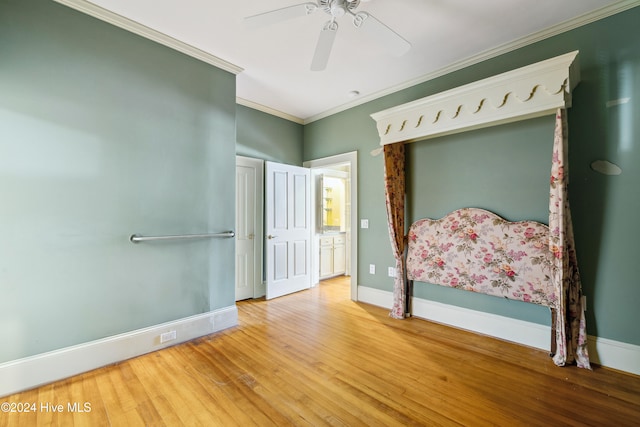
[
  {"x1": 245, "y1": 2, "x2": 318, "y2": 28},
  {"x1": 310, "y1": 21, "x2": 338, "y2": 71},
  {"x1": 353, "y1": 12, "x2": 411, "y2": 56}
]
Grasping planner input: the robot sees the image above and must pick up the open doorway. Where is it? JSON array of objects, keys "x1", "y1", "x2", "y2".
[{"x1": 303, "y1": 152, "x2": 358, "y2": 301}]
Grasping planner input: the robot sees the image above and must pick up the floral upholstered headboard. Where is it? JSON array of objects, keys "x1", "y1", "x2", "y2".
[{"x1": 406, "y1": 208, "x2": 557, "y2": 309}]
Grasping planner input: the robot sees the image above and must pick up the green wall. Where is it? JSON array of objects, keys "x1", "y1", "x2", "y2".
[
  {"x1": 304, "y1": 7, "x2": 640, "y2": 346},
  {"x1": 236, "y1": 104, "x2": 304, "y2": 165},
  {"x1": 0, "y1": 0, "x2": 237, "y2": 362}
]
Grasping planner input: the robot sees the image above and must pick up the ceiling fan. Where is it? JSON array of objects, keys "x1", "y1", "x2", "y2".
[{"x1": 245, "y1": 0, "x2": 411, "y2": 71}]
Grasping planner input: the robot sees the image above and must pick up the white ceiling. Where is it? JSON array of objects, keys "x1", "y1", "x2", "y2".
[{"x1": 73, "y1": 0, "x2": 634, "y2": 123}]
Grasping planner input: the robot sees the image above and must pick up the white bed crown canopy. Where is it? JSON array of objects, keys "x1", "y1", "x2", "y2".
[
  {"x1": 373, "y1": 50, "x2": 591, "y2": 369},
  {"x1": 371, "y1": 51, "x2": 580, "y2": 145}
]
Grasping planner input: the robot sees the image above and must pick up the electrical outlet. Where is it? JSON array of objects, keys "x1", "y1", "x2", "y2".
[
  {"x1": 388, "y1": 267, "x2": 396, "y2": 277},
  {"x1": 160, "y1": 330, "x2": 177, "y2": 344},
  {"x1": 361, "y1": 219, "x2": 369, "y2": 229},
  {"x1": 369, "y1": 264, "x2": 375, "y2": 274}
]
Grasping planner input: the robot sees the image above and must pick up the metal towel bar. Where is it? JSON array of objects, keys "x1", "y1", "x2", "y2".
[{"x1": 129, "y1": 231, "x2": 235, "y2": 243}]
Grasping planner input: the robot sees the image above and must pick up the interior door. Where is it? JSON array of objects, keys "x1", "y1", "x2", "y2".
[
  {"x1": 265, "y1": 161, "x2": 311, "y2": 299},
  {"x1": 235, "y1": 162, "x2": 256, "y2": 300},
  {"x1": 235, "y1": 156, "x2": 264, "y2": 301}
]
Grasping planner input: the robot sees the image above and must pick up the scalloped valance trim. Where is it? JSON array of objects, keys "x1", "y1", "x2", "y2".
[{"x1": 371, "y1": 51, "x2": 579, "y2": 145}]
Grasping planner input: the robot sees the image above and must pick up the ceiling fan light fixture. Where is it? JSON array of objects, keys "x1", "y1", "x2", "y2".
[
  {"x1": 331, "y1": 7, "x2": 346, "y2": 18},
  {"x1": 320, "y1": 0, "x2": 360, "y2": 16},
  {"x1": 330, "y1": 2, "x2": 347, "y2": 18}
]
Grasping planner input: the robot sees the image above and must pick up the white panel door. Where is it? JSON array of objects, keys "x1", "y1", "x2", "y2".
[
  {"x1": 235, "y1": 157, "x2": 264, "y2": 301},
  {"x1": 235, "y1": 164, "x2": 255, "y2": 301},
  {"x1": 265, "y1": 161, "x2": 311, "y2": 299}
]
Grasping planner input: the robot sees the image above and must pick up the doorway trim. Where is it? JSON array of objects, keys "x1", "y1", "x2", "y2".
[{"x1": 304, "y1": 151, "x2": 358, "y2": 301}]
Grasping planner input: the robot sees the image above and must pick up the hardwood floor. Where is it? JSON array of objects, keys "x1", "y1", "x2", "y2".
[{"x1": 2, "y1": 276, "x2": 639, "y2": 426}]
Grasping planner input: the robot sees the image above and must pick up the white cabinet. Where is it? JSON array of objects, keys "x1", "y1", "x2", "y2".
[
  {"x1": 319, "y1": 234, "x2": 346, "y2": 279},
  {"x1": 320, "y1": 239, "x2": 335, "y2": 278}
]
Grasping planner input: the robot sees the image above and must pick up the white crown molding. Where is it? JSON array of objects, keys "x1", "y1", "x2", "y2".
[
  {"x1": 237, "y1": 97, "x2": 304, "y2": 124},
  {"x1": 304, "y1": 0, "x2": 640, "y2": 124},
  {"x1": 53, "y1": 0, "x2": 638, "y2": 125},
  {"x1": 370, "y1": 51, "x2": 579, "y2": 145},
  {"x1": 357, "y1": 286, "x2": 640, "y2": 376},
  {"x1": 53, "y1": 0, "x2": 243, "y2": 75},
  {"x1": 0, "y1": 306, "x2": 238, "y2": 398}
]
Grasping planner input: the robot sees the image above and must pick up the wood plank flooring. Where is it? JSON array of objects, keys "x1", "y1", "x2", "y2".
[{"x1": 2, "y1": 276, "x2": 639, "y2": 426}]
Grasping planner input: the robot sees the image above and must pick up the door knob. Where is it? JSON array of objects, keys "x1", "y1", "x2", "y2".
[
  {"x1": 248, "y1": 233, "x2": 254, "y2": 240},
  {"x1": 267, "y1": 235, "x2": 278, "y2": 239}
]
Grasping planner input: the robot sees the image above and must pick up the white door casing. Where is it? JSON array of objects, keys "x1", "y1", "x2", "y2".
[
  {"x1": 304, "y1": 151, "x2": 357, "y2": 301},
  {"x1": 265, "y1": 161, "x2": 311, "y2": 299}
]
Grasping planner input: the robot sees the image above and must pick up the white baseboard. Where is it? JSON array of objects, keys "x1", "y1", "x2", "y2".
[
  {"x1": 0, "y1": 306, "x2": 238, "y2": 398},
  {"x1": 357, "y1": 285, "x2": 640, "y2": 376},
  {"x1": 357, "y1": 285, "x2": 394, "y2": 309},
  {"x1": 588, "y1": 335, "x2": 640, "y2": 375},
  {"x1": 411, "y1": 297, "x2": 551, "y2": 351}
]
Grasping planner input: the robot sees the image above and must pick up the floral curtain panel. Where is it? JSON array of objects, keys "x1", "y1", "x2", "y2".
[
  {"x1": 550, "y1": 109, "x2": 591, "y2": 369},
  {"x1": 383, "y1": 143, "x2": 407, "y2": 319}
]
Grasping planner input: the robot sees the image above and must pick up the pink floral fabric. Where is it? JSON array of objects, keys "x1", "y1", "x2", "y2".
[
  {"x1": 383, "y1": 143, "x2": 407, "y2": 319},
  {"x1": 407, "y1": 208, "x2": 557, "y2": 308},
  {"x1": 549, "y1": 109, "x2": 591, "y2": 369}
]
